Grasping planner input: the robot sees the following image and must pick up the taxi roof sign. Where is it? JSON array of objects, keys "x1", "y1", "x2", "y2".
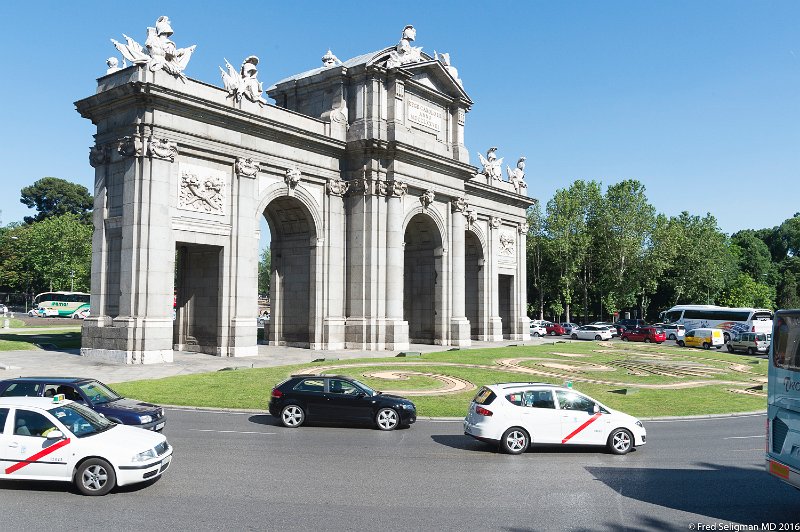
[{"x1": 52, "y1": 393, "x2": 66, "y2": 403}]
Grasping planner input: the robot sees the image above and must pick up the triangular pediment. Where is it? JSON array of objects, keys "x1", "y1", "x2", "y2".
[{"x1": 402, "y1": 60, "x2": 472, "y2": 104}]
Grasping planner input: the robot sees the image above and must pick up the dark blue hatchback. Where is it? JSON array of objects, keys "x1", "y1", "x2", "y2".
[{"x1": 0, "y1": 377, "x2": 166, "y2": 431}]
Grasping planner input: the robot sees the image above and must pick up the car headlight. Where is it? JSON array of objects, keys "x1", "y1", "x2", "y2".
[
  {"x1": 635, "y1": 420, "x2": 643, "y2": 428},
  {"x1": 139, "y1": 415, "x2": 153, "y2": 424},
  {"x1": 131, "y1": 448, "x2": 157, "y2": 462}
]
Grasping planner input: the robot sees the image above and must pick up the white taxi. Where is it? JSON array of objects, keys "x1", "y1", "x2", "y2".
[
  {"x1": 464, "y1": 383, "x2": 646, "y2": 455},
  {"x1": 0, "y1": 396, "x2": 173, "y2": 495}
]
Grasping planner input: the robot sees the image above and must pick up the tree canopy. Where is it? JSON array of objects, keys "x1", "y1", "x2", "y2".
[{"x1": 20, "y1": 177, "x2": 93, "y2": 224}]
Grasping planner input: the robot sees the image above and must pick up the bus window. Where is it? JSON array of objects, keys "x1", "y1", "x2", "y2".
[
  {"x1": 773, "y1": 316, "x2": 800, "y2": 371},
  {"x1": 753, "y1": 311, "x2": 773, "y2": 322},
  {"x1": 664, "y1": 311, "x2": 682, "y2": 323}
]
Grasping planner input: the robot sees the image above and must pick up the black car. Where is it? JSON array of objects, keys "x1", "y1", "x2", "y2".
[
  {"x1": 0, "y1": 377, "x2": 166, "y2": 431},
  {"x1": 268, "y1": 374, "x2": 416, "y2": 431}
]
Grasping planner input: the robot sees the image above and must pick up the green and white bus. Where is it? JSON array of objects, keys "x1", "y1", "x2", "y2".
[
  {"x1": 767, "y1": 309, "x2": 800, "y2": 489},
  {"x1": 31, "y1": 292, "x2": 90, "y2": 318}
]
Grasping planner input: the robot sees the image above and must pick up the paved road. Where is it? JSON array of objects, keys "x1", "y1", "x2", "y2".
[{"x1": 2, "y1": 411, "x2": 797, "y2": 531}]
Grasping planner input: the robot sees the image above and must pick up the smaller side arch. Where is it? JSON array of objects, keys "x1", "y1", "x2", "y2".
[
  {"x1": 402, "y1": 204, "x2": 448, "y2": 249},
  {"x1": 465, "y1": 223, "x2": 487, "y2": 259},
  {"x1": 254, "y1": 180, "x2": 323, "y2": 237}
]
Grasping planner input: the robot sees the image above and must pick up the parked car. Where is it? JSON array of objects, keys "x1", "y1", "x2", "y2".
[
  {"x1": 726, "y1": 332, "x2": 770, "y2": 355},
  {"x1": 621, "y1": 327, "x2": 666, "y2": 344},
  {"x1": 571, "y1": 325, "x2": 613, "y2": 341},
  {"x1": 463, "y1": 383, "x2": 646, "y2": 455},
  {"x1": 269, "y1": 375, "x2": 416, "y2": 431},
  {"x1": 0, "y1": 378, "x2": 166, "y2": 431},
  {"x1": 0, "y1": 396, "x2": 173, "y2": 496},
  {"x1": 679, "y1": 328, "x2": 725, "y2": 349},
  {"x1": 560, "y1": 322, "x2": 580, "y2": 335},
  {"x1": 545, "y1": 322, "x2": 566, "y2": 336},
  {"x1": 590, "y1": 322, "x2": 619, "y2": 337},
  {"x1": 529, "y1": 321, "x2": 547, "y2": 337},
  {"x1": 660, "y1": 323, "x2": 686, "y2": 341},
  {"x1": 72, "y1": 308, "x2": 90, "y2": 320}
]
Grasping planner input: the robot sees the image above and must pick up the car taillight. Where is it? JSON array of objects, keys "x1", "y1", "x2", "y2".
[
  {"x1": 271, "y1": 389, "x2": 283, "y2": 398},
  {"x1": 476, "y1": 406, "x2": 493, "y2": 416},
  {"x1": 752, "y1": 326, "x2": 756, "y2": 332}
]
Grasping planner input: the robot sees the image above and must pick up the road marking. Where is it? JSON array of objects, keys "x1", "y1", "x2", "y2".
[
  {"x1": 732, "y1": 448, "x2": 763, "y2": 452},
  {"x1": 723, "y1": 435, "x2": 763, "y2": 440},
  {"x1": 646, "y1": 413, "x2": 765, "y2": 423},
  {"x1": 169, "y1": 408, "x2": 252, "y2": 415},
  {"x1": 188, "y1": 429, "x2": 276, "y2": 435}
]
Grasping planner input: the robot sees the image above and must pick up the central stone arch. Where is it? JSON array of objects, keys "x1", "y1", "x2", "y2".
[{"x1": 403, "y1": 212, "x2": 445, "y2": 344}]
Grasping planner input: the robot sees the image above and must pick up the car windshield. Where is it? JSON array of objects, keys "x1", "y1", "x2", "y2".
[
  {"x1": 78, "y1": 381, "x2": 122, "y2": 405},
  {"x1": 48, "y1": 402, "x2": 116, "y2": 438},
  {"x1": 350, "y1": 378, "x2": 377, "y2": 396}
]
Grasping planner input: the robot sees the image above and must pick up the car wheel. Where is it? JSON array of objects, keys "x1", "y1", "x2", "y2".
[
  {"x1": 607, "y1": 428, "x2": 634, "y2": 455},
  {"x1": 702, "y1": 342, "x2": 710, "y2": 350},
  {"x1": 75, "y1": 458, "x2": 116, "y2": 496},
  {"x1": 644, "y1": 338, "x2": 651, "y2": 343},
  {"x1": 669, "y1": 334, "x2": 676, "y2": 340},
  {"x1": 748, "y1": 347, "x2": 755, "y2": 355},
  {"x1": 280, "y1": 404, "x2": 305, "y2": 428},
  {"x1": 595, "y1": 335, "x2": 602, "y2": 340},
  {"x1": 677, "y1": 340, "x2": 685, "y2": 347},
  {"x1": 727, "y1": 344, "x2": 734, "y2": 353},
  {"x1": 500, "y1": 427, "x2": 529, "y2": 455},
  {"x1": 571, "y1": 333, "x2": 578, "y2": 340},
  {"x1": 375, "y1": 408, "x2": 399, "y2": 431},
  {"x1": 532, "y1": 332, "x2": 540, "y2": 338},
  {"x1": 549, "y1": 331, "x2": 555, "y2": 336},
  {"x1": 621, "y1": 336, "x2": 629, "y2": 342}
]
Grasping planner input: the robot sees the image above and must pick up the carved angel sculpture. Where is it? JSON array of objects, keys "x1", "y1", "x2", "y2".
[
  {"x1": 110, "y1": 16, "x2": 196, "y2": 81},
  {"x1": 478, "y1": 147, "x2": 503, "y2": 181},
  {"x1": 220, "y1": 56, "x2": 266, "y2": 105},
  {"x1": 111, "y1": 34, "x2": 150, "y2": 65},
  {"x1": 506, "y1": 157, "x2": 528, "y2": 192},
  {"x1": 386, "y1": 25, "x2": 423, "y2": 68}
]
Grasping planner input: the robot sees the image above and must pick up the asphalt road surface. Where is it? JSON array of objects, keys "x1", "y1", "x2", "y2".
[{"x1": 2, "y1": 410, "x2": 798, "y2": 531}]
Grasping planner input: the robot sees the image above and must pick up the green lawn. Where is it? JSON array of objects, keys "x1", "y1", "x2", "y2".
[
  {"x1": 112, "y1": 342, "x2": 768, "y2": 418},
  {"x1": 0, "y1": 330, "x2": 83, "y2": 350}
]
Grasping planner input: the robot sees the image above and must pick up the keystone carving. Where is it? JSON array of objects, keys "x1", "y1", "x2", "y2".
[
  {"x1": 235, "y1": 157, "x2": 259, "y2": 178},
  {"x1": 147, "y1": 136, "x2": 177, "y2": 161},
  {"x1": 285, "y1": 168, "x2": 302, "y2": 191},
  {"x1": 464, "y1": 209, "x2": 478, "y2": 226},
  {"x1": 490, "y1": 216, "x2": 501, "y2": 228},
  {"x1": 420, "y1": 189, "x2": 435, "y2": 210}
]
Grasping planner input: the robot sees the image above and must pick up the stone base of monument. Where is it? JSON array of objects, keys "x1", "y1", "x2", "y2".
[
  {"x1": 322, "y1": 318, "x2": 346, "y2": 350},
  {"x1": 449, "y1": 318, "x2": 472, "y2": 347},
  {"x1": 486, "y1": 317, "x2": 504, "y2": 342}
]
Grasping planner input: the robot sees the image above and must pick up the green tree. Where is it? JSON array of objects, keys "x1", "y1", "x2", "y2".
[
  {"x1": 731, "y1": 230, "x2": 779, "y2": 286},
  {"x1": 526, "y1": 203, "x2": 548, "y2": 319},
  {"x1": 719, "y1": 272, "x2": 775, "y2": 309},
  {"x1": 0, "y1": 214, "x2": 92, "y2": 294},
  {"x1": 258, "y1": 248, "x2": 271, "y2": 296},
  {"x1": 20, "y1": 177, "x2": 93, "y2": 224}
]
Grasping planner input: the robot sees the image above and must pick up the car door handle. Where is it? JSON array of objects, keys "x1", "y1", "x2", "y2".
[{"x1": 8, "y1": 442, "x2": 19, "y2": 448}]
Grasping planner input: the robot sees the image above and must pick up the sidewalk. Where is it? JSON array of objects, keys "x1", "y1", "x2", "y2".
[{"x1": 0, "y1": 337, "x2": 560, "y2": 384}]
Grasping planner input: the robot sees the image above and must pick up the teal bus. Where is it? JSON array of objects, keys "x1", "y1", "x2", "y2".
[
  {"x1": 767, "y1": 309, "x2": 800, "y2": 489},
  {"x1": 31, "y1": 292, "x2": 90, "y2": 318}
]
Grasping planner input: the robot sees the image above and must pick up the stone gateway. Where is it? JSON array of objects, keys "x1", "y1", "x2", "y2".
[{"x1": 76, "y1": 19, "x2": 534, "y2": 364}]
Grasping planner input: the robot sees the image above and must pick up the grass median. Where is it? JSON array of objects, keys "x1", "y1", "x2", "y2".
[{"x1": 113, "y1": 341, "x2": 768, "y2": 418}]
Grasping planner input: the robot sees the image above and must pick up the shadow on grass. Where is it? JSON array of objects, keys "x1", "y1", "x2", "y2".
[
  {"x1": 585, "y1": 462, "x2": 800, "y2": 526},
  {"x1": 0, "y1": 332, "x2": 82, "y2": 353}
]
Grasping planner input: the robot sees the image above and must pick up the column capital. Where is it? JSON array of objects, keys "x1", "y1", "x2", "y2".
[
  {"x1": 236, "y1": 157, "x2": 259, "y2": 179},
  {"x1": 451, "y1": 196, "x2": 468, "y2": 213},
  {"x1": 147, "y1": 136, "x2": 178, "y2": 162}
]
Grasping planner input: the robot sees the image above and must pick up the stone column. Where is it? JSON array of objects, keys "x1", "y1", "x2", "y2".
[
  {"x1": 515, "y1": 221, "x2": 530, "y2": 341},
  {"x1": 486, "y1": 216, "x2": 504, "y2": 341},
  {"x1": 384, "y1": 180, "x2": 409, "y2": 350},
  {"x1": 449, "y1": 198, "x2": 471, "y2": 346},
  {"x1": 322, "y1": 178, "x2": 347, "y2": 349}
]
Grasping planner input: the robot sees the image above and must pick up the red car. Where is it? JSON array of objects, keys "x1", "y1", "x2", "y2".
[
  {"x1": 545, "y1": 322, "x2": 566, "y2": 336},
  {"x1": 621, "y1": 327, "x2": 666, "y2": 344}
]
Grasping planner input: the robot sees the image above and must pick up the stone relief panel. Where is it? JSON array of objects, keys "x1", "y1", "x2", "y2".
[
  {"x1": 499, "y1": 231, "x2": 515, "y2": 256},
  {"x1": 178, "y1": 163, "x2": 226, "y2": 215}
]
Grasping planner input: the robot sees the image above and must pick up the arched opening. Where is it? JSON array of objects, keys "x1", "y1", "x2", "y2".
[
  {"x1": 173, "y1": 244, "x2": 223, "y2": 354},
  {"x1": 263, "y1": 196, "x2": 317, "y2": 347},
  {"x1": 465, "y1": 230, "x2": 484, "y2": 340},
  {"x1": 403, "y1": 213, "x2": 443, "y2": 344}
]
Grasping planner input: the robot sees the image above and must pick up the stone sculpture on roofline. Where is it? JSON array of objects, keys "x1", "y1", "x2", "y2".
[
  {"x1": 386, "y1": 25, "x2": 423, "y2": 68},
  {"x1": 478, "y1": 147, "x2": 503, "y2": 181},
  {"x1": 220, "y1": 56, "x2": 267, "y2": 105},
  {"x1": 111, "y1": 15, "x2": 196, "y2": 81},
  {"x1": 506, "y1": 157, "x2": 527, "y2": 194}
]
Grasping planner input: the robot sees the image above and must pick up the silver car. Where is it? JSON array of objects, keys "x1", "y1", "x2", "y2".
[{"x1": 726, "y1": 332, "x2": 769, "y2": 355}]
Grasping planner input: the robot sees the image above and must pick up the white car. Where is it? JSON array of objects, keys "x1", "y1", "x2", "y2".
[
  {"x1": 464, "y1": 383, "x2": 646, "y2": 455},
  {"x1": 570, "y1": 325, "x2": 613, "y2": 341},
  {"x1": 561, "y1": 322, "x2": 580, "y2": 335},
  {"x1": 0, "y1": 396, "x2": 173, "y2": 496},
  {"x1": 529, "y1": 322, "x2": 547, "y2": 337}
]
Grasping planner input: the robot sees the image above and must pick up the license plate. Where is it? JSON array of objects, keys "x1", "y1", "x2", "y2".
[{"x1": 155, "y1": 422, "x2": 165, "y2": 431}]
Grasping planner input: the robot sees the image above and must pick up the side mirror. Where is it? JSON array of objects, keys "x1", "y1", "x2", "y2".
[
  {"x1": 356, "y1": 392, "x2": 366, "y2": 398},
  {"x1": 46, "y1": 430, "x2": 64, "y2": 440},
  {"x1": 592, "y1": 404, "x2": 600, "y2": 414}
]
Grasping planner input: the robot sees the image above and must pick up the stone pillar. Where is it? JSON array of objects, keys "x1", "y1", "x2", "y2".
[
  {"x1": 322, "y1": 178, "x2": 347, "y2": 349},
  {"x1": 449, "y1": 198, "x2": 471, "y2": 346},
  {"x1": 227, "y1": 157, "x2": 260, "y2": 356},
  {"x1": 515, "y1": 221, "x2": 530, "y2": 341},
  {"x1": 385, "y1": 181, "x2": 409, "y2": 350},
  {"x1": 486, "y1": 216, "x2": 504, "y2": 341}
]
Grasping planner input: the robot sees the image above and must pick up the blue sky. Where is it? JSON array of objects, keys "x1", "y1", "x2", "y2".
[{"x1": 0, "y1": 1, "x2": 797, "y2": 240}]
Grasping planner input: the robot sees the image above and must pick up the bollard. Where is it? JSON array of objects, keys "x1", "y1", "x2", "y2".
[{"x1": 3, "y1": 319, "x2": 9, "y2": 329}]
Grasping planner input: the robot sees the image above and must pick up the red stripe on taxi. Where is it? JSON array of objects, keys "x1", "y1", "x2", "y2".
[
  {"x1": 5, "y1": 438, "x2": 71, "y2": 475},
  {"x1": 562, "y1": 413, "x2": 602, "y2": 444}
]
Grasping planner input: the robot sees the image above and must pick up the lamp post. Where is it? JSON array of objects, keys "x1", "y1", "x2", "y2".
[{"x1": 70, "y1": 270, "x2": 75, "y2": 292}]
